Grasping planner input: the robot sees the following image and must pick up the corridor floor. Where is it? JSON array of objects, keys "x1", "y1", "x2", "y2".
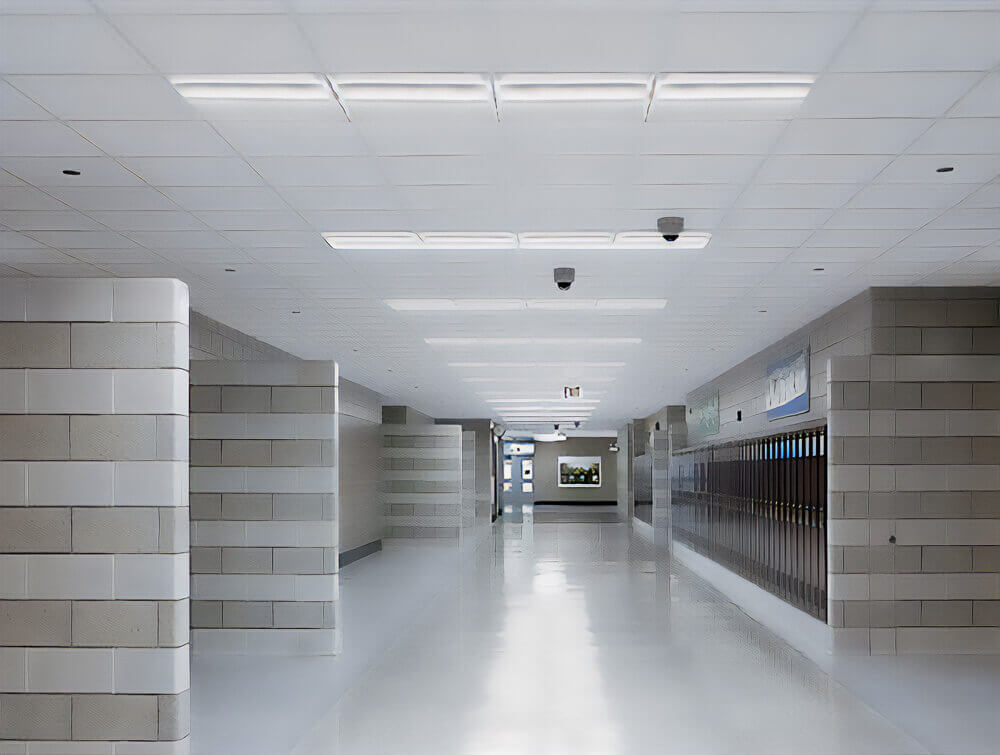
[{"x1": 194, "y1": 514, "x2": 1000, "y2": 754}]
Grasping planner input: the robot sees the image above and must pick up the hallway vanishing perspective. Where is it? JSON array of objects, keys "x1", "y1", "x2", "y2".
[
  {"x1": 195, "y1": 510, "x2": 999, "y2": 755},
  {"x1": 2, "y1": 2, "x2": 1000, "y2": 753}
]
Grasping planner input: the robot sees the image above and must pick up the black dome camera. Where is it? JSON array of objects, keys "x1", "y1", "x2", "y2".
[{"x1": 657, "y1": 216, "x2": 684, "y2": 242}]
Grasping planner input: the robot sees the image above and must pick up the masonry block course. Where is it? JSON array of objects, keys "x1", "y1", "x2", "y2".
[
  {"x1": 826, "y1": 287, "x2": 1000, "y2": 655},
  {"x1": 0, "y1": 277, "x2": 191, "y2": 750},
  {"x1": 381, "y1": 424, "x2": 462, "y2": 538},
  {"x1": 189, "y1": 360, "x2": 339, "y2": 655}
]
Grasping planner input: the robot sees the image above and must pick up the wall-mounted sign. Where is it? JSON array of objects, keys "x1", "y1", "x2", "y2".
[
  {"x1": 558, "y1": 456, "x2": 601, "y2": 487},
  {"x1": 766, "y1": 347, "x2": 810, "y2": 420},
  {"x1": 690, "y1": 391, "x2": 720, "y2": 436},
  {"x1": 503, "y1": 441, "x2": 535, "y2": 456}
]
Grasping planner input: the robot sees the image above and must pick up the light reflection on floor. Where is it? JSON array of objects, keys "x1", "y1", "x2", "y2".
[{"x1": 289, "y1": 508, "x2": 927, "y2": 754}]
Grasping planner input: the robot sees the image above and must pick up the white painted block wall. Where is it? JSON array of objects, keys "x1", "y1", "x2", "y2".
[{"x1": 0, "y1": 278, "x2": 191, "y2": 752}]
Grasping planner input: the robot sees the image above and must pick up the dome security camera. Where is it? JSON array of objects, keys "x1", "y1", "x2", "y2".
[
  {"x1": 553, "y1": 267, "x2": 575, "y2": 291},
  {"x1": 657, "y1": 216, "x2": 684, "y2": 242}
]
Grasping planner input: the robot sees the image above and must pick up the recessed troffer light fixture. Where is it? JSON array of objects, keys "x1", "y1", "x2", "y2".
[
  {"x1": 517, "y1": 232, "x2": 614, "y2": 249},
  {"x1": 325, "y1": 231, "x2": 709, "y2": 250},
  {"x1": 169, "y1": 74, "x2": 331, "y2": 101},
  {"x1": 494, "y1": 73, "x2": 653, "y2": 103},
  {"x1": 653, "y1": 73, "x2": 815, "y2": 101},
  {"x1": 425, "y1": 337, "x2": 641, "y2": 345},
  {"x1": 327, "y1": 73, "x2": 494, "y2": 103},
  {"x1": 449, "y1": 362, "x2": 626, "y2": 368},
  {"x1": 418, "y1": 232, "x2": 518, "y2": 249},
  {"x1": 612, "y1": 232, "x2": 712, "y2": 250},
  {"x1": 386, "y1": 299, "x2": 666, "y2": 311}
]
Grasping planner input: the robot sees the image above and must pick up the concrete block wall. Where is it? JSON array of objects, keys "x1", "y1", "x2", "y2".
[
  {"x1": 684, "y1": 290, "x2": 873, "y2": 447},
  {"x1": 189, "y1": 311, "x2": 296, "y2": 362},
  {"x1": 189, "y1": 360, "x2": 339, "y2": 655},
  {"x1": 381, "y1": 424, "x2": 462, "y2": 538},
  {"x1": 0, "y1": 278, "x2": 190, "y2": 752},
  {"x1": 462, "y1": 431, "x2": 476, "y2": 533},
  {"x1": 338, "y1": 378, "x2": 384, "y2": 560},
  {"x1": 827, "y1": 288, "x2": 1000, "y2": 654}
]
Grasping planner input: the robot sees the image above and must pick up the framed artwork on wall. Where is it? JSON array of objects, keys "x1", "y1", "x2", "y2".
[
  {"x1": 558, "y1": 456, "x2": 602, "y2": 487},
  {"x1": 766, "y1": 347, "x2": 810, "y2": 420}
]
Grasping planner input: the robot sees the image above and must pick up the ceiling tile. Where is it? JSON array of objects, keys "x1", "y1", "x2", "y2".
[
  {"x1": 212, "y1": 121, "x2": 369, "y2": 157},
  {"x1": 0, "y1": 16, "x2": 151, "y2": 74},
  {"x1": 830, "y1": 11, "x2": 1000, "y2": 71},
  {"x1": 907, "y1": 118, "x2": 1000, "y2": 155},
  {"x1": 88, "y1": 210, "x2": 208, "y2": 231},
  {"x1": 248, "y1": 157, "x2": 386, "y2": 186},
  {"x1": 823, "y1": 208, "x2": 940, "y2": 230},
  {"x1": 46, "y1": 185, "x2": 178, "y2": 211},
  {"x1": 1, "y1": 156, "x2": 145, "y2": 186},
  {"x1": 113, "y1": 13, "x2": 319, "y2": 72},
  {"x1": 0, "y1": 80, "x2": 54, "y2": 119},
  {"x1": 734, "y1": 183, "x2": 860, "y2": 208},
  {"x1": 0, "y1": 122, "x2": 102, "y2": 157},
  {"x1": 0, "y1": 210, "x2": 103, "y2": 231},
  {"x1": 5, "y1": 75, "x2": 196, "y2": 120},
  {"x1": 70, "y1": 121, "x2": 235, "y2": 157},
  {"x1": 635, "y1": 155, "x2": 763, "y2": 185},
  {"x1": 0, "y1": 186, "x2": 68, "y2": 211},
  {"x1": 121, "y1": 156, "x2": 265, "y2": 186},
  {"x1": 193, "y1": 210, "x2": 311, "y2": 231},
  {"x1": 276, "y1": 186, "x2": 397, "y2": 211},
  {"x1": 755, "y1": 155, "x2": 891, "y2": 183},
  {"x1": 799, "y1": 72, "x2": 980, "y2": 118},
  {"x1": 950, "y1": 72, "x2": 1000, "y2": 117},
  {"x1": 637, "y1": 121, "x2": 787, "y2": 155},
  {"x1": 159, "y1": 186, "x2": 289, "y2": 211},
  {"x1": 846, "y1": 183, "x2": 979, "y2": 209},
  {"x1": 772, "y1": 118, "x2": 930, "y2": 154},
  {"x1": 876, "y1": 154, "x2": 1000, "y2": 184}
]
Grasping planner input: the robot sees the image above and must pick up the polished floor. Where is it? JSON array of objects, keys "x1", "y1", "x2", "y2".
[{"x1": 194, "y1": 512, "x2": 1000, "y2": 754}]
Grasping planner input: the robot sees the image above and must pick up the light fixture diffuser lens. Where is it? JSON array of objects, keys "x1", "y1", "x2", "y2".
[
  {"x1": 324, "y1": 232, "x2": 421, "y2": 250},
  {"x1": 170, "y1": 74, "x2": 331, "y2": 101},
  {"x1": 612, "y1": 232, "x2": 711, "y2": 250},
  {"x1": 495, "y1": 73, "x2": 653, "y2": 102},
  {"x1": 418, "y1": 232, "x2": 517, "y2": 249},
  {"x1": 654, "y1": 73, "x2": 814, "y2": 100},
  {"x1": 517, "y1": 232, "x2": 614, "y2": 249},
  {"x1": 328, "y1": 73, "x2": 493, "y2": 102}
]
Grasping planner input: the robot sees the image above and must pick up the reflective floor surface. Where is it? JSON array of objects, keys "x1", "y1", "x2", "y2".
[{"x1": 193, "y1": 510, "x2": 1000, "y2": 754}]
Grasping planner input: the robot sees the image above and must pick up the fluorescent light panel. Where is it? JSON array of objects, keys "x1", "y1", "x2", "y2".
[
  {"x1": 612, "y1": 232, "x2": 712, "y2": 250},
  {"x1": 326, "y1": 231, "x2": 709, "y2": 251},
  {"x1": 449, "y1": 362, "x2": 626, "y2": 368},
  {"x1": 654, "y1": 73, "x2": 814, "y2": 101},
  {"x1": 170, "y1": 74, "x2": 330, "y2": 101},
  {"x1": 495, "y1": 73, "x2": 653, "y2": 103},
  {"x1": 327, "y1": 73, "x2": 493, "y2": 102},
  {"x1": 425, "y1": 337, "x2": 640, "y2": 345},
  {"x1": 387, "y1": 299, "x2": 666, "y2": 311},
  {"x1": 462, "y1": 376, "x2": 617, "y2": 383},
  {"x1": 517, "y1": 232, "x2": 614, "y2": 249}
]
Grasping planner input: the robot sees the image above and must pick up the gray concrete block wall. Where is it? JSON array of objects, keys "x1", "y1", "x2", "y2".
[
  {"x1": 189, "y1": 311, "x2": 297, "y2": 363},
  {"x1": 827, "y1": 288, "x2": 1000, "y2": 655},
  {"x1": 684, "y1": 290, "x2": 873, "y2": 447},
  {"x1": 339, "y1": 379, "x2": 384, "y2": 554},
  {"x1": 189, "y1": 360, "x2": 339, "y2": 655},
  {"x1": 0, "y1": 278, "x2": 190, "y2": 752},
  {"x1": 381, "y1": 424, "x2": 462, "y2": 538}
]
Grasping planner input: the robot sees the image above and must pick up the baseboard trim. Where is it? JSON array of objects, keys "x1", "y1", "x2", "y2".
[
  {"x1": 339, "y1": 539, "x2": 383, "y2": 568},
  {"x1": 533, "y1": 500, "x2": 617, "y2": 506}
]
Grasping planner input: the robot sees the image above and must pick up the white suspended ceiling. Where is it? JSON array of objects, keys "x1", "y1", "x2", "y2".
[{"x1": 1, "y1": 0, "x2": 999, "y2": 431}]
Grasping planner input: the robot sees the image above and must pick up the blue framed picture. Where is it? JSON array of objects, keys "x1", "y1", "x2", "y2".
[{"x1": 766, "y1": 347, "x2": 810, "y2": 420}]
